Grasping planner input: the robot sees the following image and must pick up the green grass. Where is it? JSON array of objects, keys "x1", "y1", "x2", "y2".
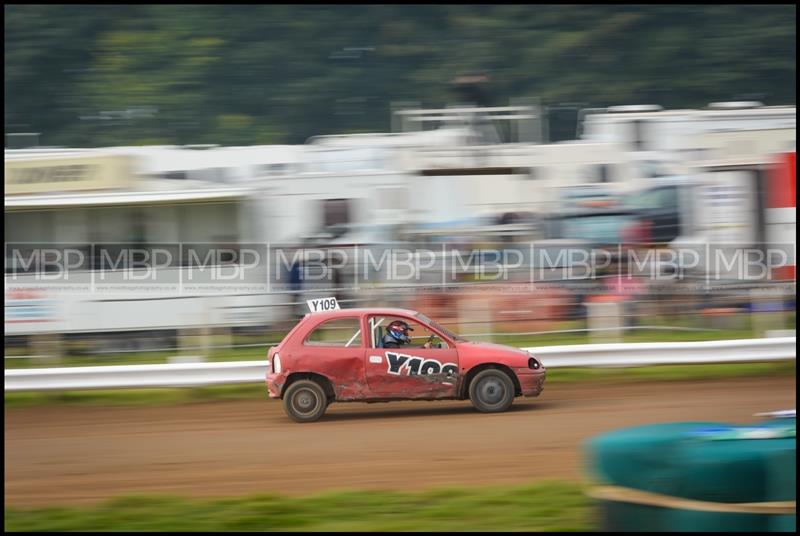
[
  {"x1": 4, "y1": 383, "x2": 269, "y2": 409},
  {"x1": 546, "y1": 360, "x2": 795, "y2": 384},
  {"x1": 4, "y1": 361, "x2": 794, "y2": 409},
  {"x1": 4, "y1": 481, "x2": 592, "y2": 532}
]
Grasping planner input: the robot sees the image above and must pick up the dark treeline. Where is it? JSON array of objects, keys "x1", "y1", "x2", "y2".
[{"x1": 4, "y1": 5, "x2": 796, "y2": 148}]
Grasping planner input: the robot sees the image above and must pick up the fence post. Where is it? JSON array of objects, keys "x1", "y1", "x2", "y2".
[
  {"x1": 459, "y1": 293, "x2": 492, "y2": 342},
  {"x1": 30, "y1": 333, "x2": 62, "y2": 365},
  {"x1": 586, "y1": 298, "x2": 623, "y2": 343},
  {"x1": 174, "y1": 327, "x2": 209, "y2": 363}
]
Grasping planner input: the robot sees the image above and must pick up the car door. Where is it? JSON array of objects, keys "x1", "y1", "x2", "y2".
[
  {"x1": 294, "y1": 316, "x2": 367, "y2": 400},
  {"x1": 364, "y1": 315, "x2": 459, "y2": 399}
]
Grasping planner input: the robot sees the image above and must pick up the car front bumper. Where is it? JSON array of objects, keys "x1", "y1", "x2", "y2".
[{"x1": 515, "y1": 368, "x2": 546, "y2": 397}]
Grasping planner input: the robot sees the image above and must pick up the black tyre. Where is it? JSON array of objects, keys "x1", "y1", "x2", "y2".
[
  {"x1": 469, "y1": 369, "x2": 515, "y2": 413},
  {"x1": 283, "y1": 379, "x2": 327, "y2": 423}
]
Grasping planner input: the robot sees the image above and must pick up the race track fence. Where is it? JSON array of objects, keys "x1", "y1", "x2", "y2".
[{"x1": 4, "y1": 337, "x2": 796, "y2": 392}]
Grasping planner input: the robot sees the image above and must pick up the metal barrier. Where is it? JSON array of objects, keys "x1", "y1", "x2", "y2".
[
  {"x1": 4, "y1": 337, "x2": 795, "y2": 392},
  {"x1": 529, "y1": 337, "x2": 797, "y2": 368}
]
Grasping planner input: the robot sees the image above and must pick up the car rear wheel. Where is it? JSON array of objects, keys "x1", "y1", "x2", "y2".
[
  {"x1": 469, "y1": 369, "x2": 515, "y2": 413},
  {"x1": 283, "y1": 379, "x2": 327, "y2": 423}
]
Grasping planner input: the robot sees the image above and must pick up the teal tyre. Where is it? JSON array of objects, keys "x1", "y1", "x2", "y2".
[{"x1": 585, "y1": 420, "x2": 796, "y2": 532}]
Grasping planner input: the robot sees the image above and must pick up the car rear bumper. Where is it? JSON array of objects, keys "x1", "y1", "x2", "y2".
[
  {"x1": 515, "y1": 369, "x2": 546, "y2": 397},
  {"x1": 266, "y1": 372, "x2": 284, "y2": 399}
]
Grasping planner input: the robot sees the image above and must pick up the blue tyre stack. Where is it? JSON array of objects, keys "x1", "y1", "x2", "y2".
[{"x1": 585, "y1": 415, "x2": 796, "y2": 532}]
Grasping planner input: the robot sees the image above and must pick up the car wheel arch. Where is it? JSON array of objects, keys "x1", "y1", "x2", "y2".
[
  {"x1": 460, "y1": 363, "x2": 521, "y2": 399},
  {"x1": 281, "y1": 371, "x2": 337, "y2": 402}
]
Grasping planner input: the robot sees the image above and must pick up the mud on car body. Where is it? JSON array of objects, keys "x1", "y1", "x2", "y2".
[{"x1": 266, "y1": 306, "x2": 545, "y2": 422}]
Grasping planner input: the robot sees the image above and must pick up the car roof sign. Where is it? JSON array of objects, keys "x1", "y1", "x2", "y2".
[{"x1": 306, "y1": 297, "x2": 341, "y2": 313}]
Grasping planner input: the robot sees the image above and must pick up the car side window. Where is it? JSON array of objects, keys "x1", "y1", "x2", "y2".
[
  {"x1": 304, "y1": 318, "x2": 362, "y2": 347},
  {"x1": 369, "y1": 316, "x2": 449, "y2": 349}
]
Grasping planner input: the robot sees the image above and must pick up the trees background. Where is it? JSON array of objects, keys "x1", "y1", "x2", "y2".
[{"x1": 5, "y1": 5, "x2": 796, "y2": 147}]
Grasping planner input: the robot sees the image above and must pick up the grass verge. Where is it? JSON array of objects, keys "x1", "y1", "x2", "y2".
[{"x1": 4, "y1": 480, "x2": 592, "y2": 532}]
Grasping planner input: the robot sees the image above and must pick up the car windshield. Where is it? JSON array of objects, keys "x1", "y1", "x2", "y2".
[
  {"x1": 415, "y1": 312, "x2": 467, "y2": 342},
  {"x1": 626, "y1": 186, "x2": 679, "y2": 211},
  {"x1": 558, "y1": 213, "x2": 635, "y2": 244}
]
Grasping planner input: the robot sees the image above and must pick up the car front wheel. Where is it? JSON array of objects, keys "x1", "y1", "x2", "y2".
[
  {"x1": 469, "y1": 369, "x2": 515, "y2": 413},
  {"x1": 283, "y1": 379, "x2": 327, "y2": 423}
]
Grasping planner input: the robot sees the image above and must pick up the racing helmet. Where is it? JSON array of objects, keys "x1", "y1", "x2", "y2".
[{"x1": 387, "y1": 320, "x2": 413, "y2": 344}]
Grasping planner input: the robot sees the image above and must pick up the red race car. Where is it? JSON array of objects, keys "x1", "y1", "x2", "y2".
[{"x1": 266, "y1": 303, "x2": 545, "y2": 422}]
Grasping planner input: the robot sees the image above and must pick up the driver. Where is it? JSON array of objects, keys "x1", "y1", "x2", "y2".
[{"x1": 383, "y1": 320, "x2": 432, "y2": 349}]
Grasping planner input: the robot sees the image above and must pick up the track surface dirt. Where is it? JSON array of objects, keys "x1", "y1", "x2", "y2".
[{"x1": 5, "y1": 376, "x2": 796, "y2": 507}]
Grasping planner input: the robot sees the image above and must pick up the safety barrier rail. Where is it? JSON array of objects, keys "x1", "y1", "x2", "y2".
[{"x1": 4, "y1": 337, "x2": 795, "y2": 392}]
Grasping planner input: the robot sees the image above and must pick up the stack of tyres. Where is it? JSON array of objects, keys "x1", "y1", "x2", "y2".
[
  {"x1": 759, "y1": 415, "x2": 797, "y2": 532},
  {"x1": 585, "y1": 418, "x2": 796, "y2": 532}
]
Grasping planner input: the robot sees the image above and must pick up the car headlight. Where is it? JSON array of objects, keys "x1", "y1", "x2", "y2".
[
  {"x1": 527, "y1": 352, "x2": 541, "y2": 370},
  {"x1": 273, "y1": 353, "x2": 282, "y2": 374}
]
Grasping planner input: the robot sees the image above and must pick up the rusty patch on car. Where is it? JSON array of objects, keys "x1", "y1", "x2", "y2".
[{"x1": 415, "y1": 371, "x2": 458, "y2": 384}]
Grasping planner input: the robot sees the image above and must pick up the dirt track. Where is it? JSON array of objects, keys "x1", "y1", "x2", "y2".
[{"x1": 5, "y1": 376, "x2": 796, "y2": 507}]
